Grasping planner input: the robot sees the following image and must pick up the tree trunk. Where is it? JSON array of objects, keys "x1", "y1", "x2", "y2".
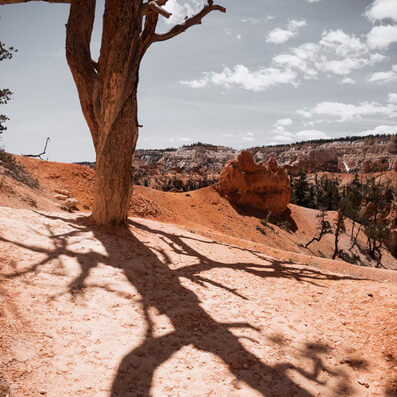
[
  {"x1": 332, "y1": 211, "x2": 343, "y2": 259},
  {"x1": 92, "y1": 94, "x2": 138, "y2": 225}
]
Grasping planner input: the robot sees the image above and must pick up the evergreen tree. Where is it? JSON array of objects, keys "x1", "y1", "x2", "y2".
[
  {"x1": 290, "y1": 169, "x2": 314, "y2": 207},
  {"x1": 0, "y1": 38, "x2": 16, "y2": 134}
]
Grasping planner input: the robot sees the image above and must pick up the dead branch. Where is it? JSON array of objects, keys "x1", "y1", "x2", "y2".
[
  {"x1": 151, "y1": 0, "x2": 226, "y2": 43},
  {"x1": 141, "y1": 1, "x2": 172, "y2": 19},
  {"x1": 23, "y1": 137, "x2": 50, "y2": 160}
]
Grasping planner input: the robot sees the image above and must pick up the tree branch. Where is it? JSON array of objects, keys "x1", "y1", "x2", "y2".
[
  {"x1": 65, "y1": 0, "x2": 100, "y2": 151},
  {"x1": 0, "y1": 0, "x2": 70, "y2": 4},
  {"x1": 151, "y1": 0, "x2": 226, "y2": 43},
  {"x1": 141, "y1": 1, "x2": 171, "y2": 19},
  {"x1": 139, "y1": 8, "x2": 159, "y2": 58},
  {"x1": 23, "y1": 137, "x2": 50, "y2": 160}
]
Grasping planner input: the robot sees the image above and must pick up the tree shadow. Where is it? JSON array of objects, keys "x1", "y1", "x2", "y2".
[
  {"x1": 0, "y1": 211, "x2": 368, "y2": 396},
  {"x1": 231, "y1": 204, "x2": 298, "y2": 233}
]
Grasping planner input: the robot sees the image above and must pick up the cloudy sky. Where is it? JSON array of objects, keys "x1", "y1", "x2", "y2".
[{"x1": 0, "y1": 0, "x2": 396, "y2": 162}]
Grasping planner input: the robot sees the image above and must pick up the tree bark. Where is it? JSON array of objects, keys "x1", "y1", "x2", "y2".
[
  {"x1": 92, "y1": 92, "x2": 139, "y2": 225},
  {"x1": 66, "y1": 0, "x2": 142, "y2": 225}
]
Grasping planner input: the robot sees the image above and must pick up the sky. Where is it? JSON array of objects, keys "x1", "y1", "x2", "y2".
[{"x1": 0, "y1": 0, "x2": 396, "y2": 162}]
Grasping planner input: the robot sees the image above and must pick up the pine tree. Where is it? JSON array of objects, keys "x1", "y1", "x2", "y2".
[{"x1": 0, "y1": 38, "x2": 16, "y2": 134}]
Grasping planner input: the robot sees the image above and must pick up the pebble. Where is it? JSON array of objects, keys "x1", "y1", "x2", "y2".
[
  {"x1": 357, "y1": 379, "x2": 369, "y2": 388},
  {"x1": 55, "y1": 194, "x2": 68, "y2": 201}
]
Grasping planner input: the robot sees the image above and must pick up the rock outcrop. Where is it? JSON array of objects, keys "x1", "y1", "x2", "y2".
[{"x1": 216, "y1": 151, "x2": 290, "y2": 215}]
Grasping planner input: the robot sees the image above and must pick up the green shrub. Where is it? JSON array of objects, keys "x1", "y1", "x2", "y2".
[{"x1": 0, "y1": 150, "x2": 39, "y2": 189}]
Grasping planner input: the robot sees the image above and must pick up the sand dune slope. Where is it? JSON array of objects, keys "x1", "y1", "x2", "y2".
[{"x1": 0, "y1": 207, "x2": 396, "y2": 397}]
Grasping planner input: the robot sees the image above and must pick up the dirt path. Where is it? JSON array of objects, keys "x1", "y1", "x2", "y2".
[{"x1": 0, "y1": 207, "x2": 396, "y2": 396}]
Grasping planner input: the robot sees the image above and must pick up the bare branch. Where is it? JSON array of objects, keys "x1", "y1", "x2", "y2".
[
  {"x1": 151, "y1": 0, "x2": 226, "y2": 43},
  {"x1": 139, "y1": 9, "x2": 159, "y2": 58},
  {"x1": 0, "y1": 0, "x2": 70, "y2": 4},
  {"x1": 142, "y1": 1, "x2": 171, "y2": 19},
  {"x1": 23, "y1": 137, "x2": 50, "y2": 160}
]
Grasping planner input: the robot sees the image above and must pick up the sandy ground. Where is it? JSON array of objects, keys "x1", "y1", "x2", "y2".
[{"x1": 0, "y1": 207, "x2": 396, "y2": 397}]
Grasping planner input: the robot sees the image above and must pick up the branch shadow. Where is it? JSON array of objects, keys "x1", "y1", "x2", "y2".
[
  {"x1": 231, "y1": 205, "x2": 298, "y2": 233},
  {"x1": 0, "y1": 211, "x2": 367, "y2": 396}
]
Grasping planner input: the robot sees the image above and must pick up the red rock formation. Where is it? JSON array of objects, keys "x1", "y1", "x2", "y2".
[{"x1": 216, "y1": 151, "x2": 290, "y2": 215}]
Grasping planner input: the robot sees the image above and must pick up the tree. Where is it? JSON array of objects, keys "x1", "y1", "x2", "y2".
[
  {"x1": 361, "y1": 178, "x2": 392, "y2": 266},
  {"x1": 305, "y1": 209, "x2": 332, "y2": 248},
  {"x1": 332, "y1": 196, "x2": 349, "y2": 260},
  {"x1": 364, "y1": 223, "x2": 389, "y2": 268},
  {"x1": 0, "y1": 38, "x2": 16, "y2": 134},
  {"x1": 0, "y1": 0, "x2": 226, "y2": 225},
  {"x1": 290, "y1": 168, "x2": 313, "y2": 208},
  {"x1": 343, "y1": 173, "x2": 363, "y2": 243}
]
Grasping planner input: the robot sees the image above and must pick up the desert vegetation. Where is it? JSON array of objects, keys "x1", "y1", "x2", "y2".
[
  {"x1": 0, "y1": 37, "x2": 15, "y2": 134},
  {"x1": 291, "y1": 170, "x2": 396, "y2": 266},
  {"x1": 0, "y1": 150, "x2": 39, "y2": 189}
]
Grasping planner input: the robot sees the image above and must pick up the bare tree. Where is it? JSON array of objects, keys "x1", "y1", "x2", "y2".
[
  {"x1": 305, "y1": 210, "x2": 332, "y2": 248},
  {"x1": 23, "y1": 137, "x2": 50, "y2": 159},
  {"x1": 332, "y1": 209, "x2": 345, "y2": 260},
  {"x1": 0, "y1": 0, "x2": 226, "y2": 225}
]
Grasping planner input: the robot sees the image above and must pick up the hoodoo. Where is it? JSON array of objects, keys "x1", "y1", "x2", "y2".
[{"x1": 217, "y1": 151, "x2": 291, "y2": 216}]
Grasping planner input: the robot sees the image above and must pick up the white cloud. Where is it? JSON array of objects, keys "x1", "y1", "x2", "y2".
[
  {"x1": 368, "y1": 64, "x2": 397, "y2": 83},
  {"x1": 180, "y1": 64, "x2": 298, "y2": 91},
  {"x1": 305, "y1": 0, "x2": 322, "y2": 3},
  {"x1": 296, "y1": 109, "x2": 312, "y2": 118},
  {"x1": 388, "y1": 93, "x2": 397, "y2": 104},
  {"x1": 180, "y1": 79, "x2": 208, "y2": 88},
  {"x1": 182, "y1": 26, "x2": 388, "y2": 92},
  {"x1": 341, "y1": 77, "x2": 356, "y2": 84},
  {"x1": 298, "y1": 93, "x2": 397, "y2": 122},
  {"x1": 274, "y1": 118, "x2": 293, "y2": 127},
  {"x1": 164, "y1": 0, "x2": 203, "y2": 25},
  {"x1": 295, "y1": 129, "x2": 330, "y2": 140},
  {"x1": 266, "y1": 19, "x2": 306, "y2": 44},
  {"x1": 169, "y1": 136, "x2": 193, "y2": 143},
  {"x1": 273, "y1": 29, "x2": 385, "y2": 79},
  {"x1": 271, "y1": 116, "x2": 329, "y2": 143},
  {"x1": 365, "y1": 0, "x2": 397, "y2": 23},
  {"x1": 367, "y1": 25, "x2": 397, "y2": 49},
  {"x1": 319, "y1": 29, "x2": 366, "y2": 57},
  {"x1": 356, "y1": 125, "x2": 397, "y2": 136},
  {"x1": 267, "y1": 28, "x2": 295, "y2": 44},
  {"x1": 242, "y1": 132, "x2": 255, "y2": 141},
  {"x1": 241, "y1": 17, "x2": 259, "y2": 25},
  {"x1": 225, "y1": 29, "x2": 241, "y2": 40},
  {"x1": 271, "y1": 122, "x2": 329, "y2": 144}
]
